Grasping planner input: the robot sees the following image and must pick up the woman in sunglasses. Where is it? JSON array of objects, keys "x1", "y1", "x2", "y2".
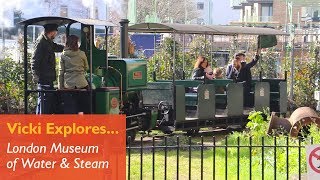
[{"x1": 192, "y1": 56, "x2": 210, "y2": 80}]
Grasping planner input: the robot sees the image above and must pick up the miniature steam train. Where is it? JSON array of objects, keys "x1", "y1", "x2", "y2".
[{"x1": 21, "y1": 17, "x2": 287, "y2": 141}]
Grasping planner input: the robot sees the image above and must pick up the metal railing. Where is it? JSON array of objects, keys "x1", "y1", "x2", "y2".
[
  {"x1": 247, "y1": 0, "x2": 273, "y2": 3},
  {"x1": 243, "y1": 16, "x2": 274, "y2": 23},
  {"x1": 126, "y1": 135, "x2": 314, "y2": 180},
  {"x1": 231, "y1": 0, "x2": 273, "y2": 7},
  {"x1": 230, "y1": 0, "x2": 248, "y2": 8}
]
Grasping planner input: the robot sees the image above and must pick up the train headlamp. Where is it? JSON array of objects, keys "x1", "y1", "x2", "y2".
[{"x1": 83, "y1": 27, "x2": 89, "y2": 33}]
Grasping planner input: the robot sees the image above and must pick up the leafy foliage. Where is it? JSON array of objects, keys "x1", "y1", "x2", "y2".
[
  {"x1": 147, "y1": 36, "x2": 215, "y2": 81},
  {"x1": 227, "y1": 110, "x2": 319, "y2": 178},
  {"x1": 287, "y1": 42, "x2": 320, "y2": 108},
  {"x1": 0, "y1": 55, "x2": 37, "y2": 113},
  {"x1": 251, "y1": 48, "x2": 279, "y2": 79},
  {"x1": 107, "y1": 34, "x2": 121, "y2": 57},
  {"x1": 247, "y1": 111, "x2": 267, "y2": 136},
  {"x1": 136, "y1": 0, "x2": 199, "y2": 23},
  {"x1": 246, "y1": 108, "x2": 270, "y2": 138},
  {"x1": 148, "y1": 37, "x2": 184, "y2": 81}
]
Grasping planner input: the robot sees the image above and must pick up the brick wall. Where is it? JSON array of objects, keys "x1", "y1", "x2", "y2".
[{"x1": 273, "y1": 0, "x2": 302, "y2": 26}]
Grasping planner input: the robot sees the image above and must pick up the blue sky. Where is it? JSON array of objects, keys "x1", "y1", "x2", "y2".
[{"x1": 212, "y1": 0, "x2": 240, "y2": 25}]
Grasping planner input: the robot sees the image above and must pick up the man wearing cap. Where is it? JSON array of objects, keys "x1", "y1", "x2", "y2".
[
  {"x1": 226, "y1": 48, "x2": 261, "y2": 107},
  {"x1": 31, "y1": 23, "x2": 64, "y2": 114},
  {"x1": 226, "y1": 51, "x2": 246, "y2": 79}
]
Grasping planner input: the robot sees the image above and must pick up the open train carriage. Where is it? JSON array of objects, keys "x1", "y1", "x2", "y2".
[{"x1": 129, "y1": 22, "x2": 288, "y2": 134}]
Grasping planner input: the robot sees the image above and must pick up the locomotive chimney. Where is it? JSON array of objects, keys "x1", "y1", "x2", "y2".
[{"x1": 120, "y1": 19, "x2": 129, "y2": 58}]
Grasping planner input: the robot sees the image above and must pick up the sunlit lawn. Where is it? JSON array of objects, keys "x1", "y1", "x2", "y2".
[{"x1": 126, "y1": 137, "x2": 307, "y2": 180}]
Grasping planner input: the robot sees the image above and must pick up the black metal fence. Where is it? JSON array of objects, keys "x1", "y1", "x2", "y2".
[{"x1": 126, "y1": 135, "x2": 314, "y2": 180}]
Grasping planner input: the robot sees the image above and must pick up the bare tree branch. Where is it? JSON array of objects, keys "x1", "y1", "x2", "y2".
[{"x1": 136, "y1": 0, "x2": 199, "y2": 23}]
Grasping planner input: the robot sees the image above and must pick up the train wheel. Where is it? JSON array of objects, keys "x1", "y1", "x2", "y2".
[
  {"x1": 186, "y1": 128, "x2": 200, "y2": 136},
  {"x1": 160, "y1": 126, "x2": 174, "y2": 135},
  {"x1": 126, "y1": 130, "x2": 137, "y2": 144}
]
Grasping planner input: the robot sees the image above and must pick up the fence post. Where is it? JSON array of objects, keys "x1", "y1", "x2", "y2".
[
  {"x1": 177, "y1": 136, "x2": 179, "y2": 180},
  {"x1": 189, "y1": 136, "x2": 192, "y2": 180},
  {"x1": 140, "y1": 136, "x2": 143, "y2": 180},
  {"x1": 298, "y1": 138, "x2": 301, "y2": 179},
  {"x1": 249, "y1": 137, "x2": 252, "y2": 180},
  {"x1": 164, "y1": 136, "x2": 167, "y2": 180},
  {"x1": 274, "y1": 137, "x2": 277, "y2": 180},
  {"x1": 128, "y1": 136, "x2": 131, "y2": 180},
  {"x1": 213, "y1": 136, "x2": 216, "y2": 180},
  {"x1": 201, "y1": 136, "x2": 204, "y2": 180},
  {"x1": 262, "y1": 137, "x2": 265, "y2": 180},
  {"x1": 286, "y1": 136, "x2": 289, "y2": 180},
  {"x1": 237, "y1": 137, "x2": 240, "y2": 180},
  {"x1": 225, "y1": 136, "x2": 228, "y2": 180},
  {"x1": 152, "y1": 137, "x2": 155, "y2": 180}
]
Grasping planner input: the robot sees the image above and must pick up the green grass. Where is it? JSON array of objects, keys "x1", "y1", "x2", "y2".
[
  {"x1": 126, "y1": 136, "x2": 309, "y2": 180},
  {"x1": 127, "y1": 122, "x2": 320, "y2": 180}
]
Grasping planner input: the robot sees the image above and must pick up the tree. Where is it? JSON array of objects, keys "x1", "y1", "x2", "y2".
[
  {"x1": 251, "y1": 48, "x2": 279, "y2": 79},
  {"x1": 0, "y1": 55, "x2": 37, "y2": 113},
  {"x1": 136, "y1": 0, "x2": 199, "y2": 23},
  {"x1": 290, "y1": 42, "x2": 320, "y2": 108},
  {"x1": 4, "y1": 10, "x2": 25, "y2": 38},
  {"x1": 147, "y1": 35, "x2": 215, "y2": 81}
]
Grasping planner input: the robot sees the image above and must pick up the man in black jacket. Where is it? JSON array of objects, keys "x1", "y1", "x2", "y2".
[
  {"x1": 226, "y1": 48, "x2": 261, "y2": 107},
  {"x1": 31, "y1": 24, "x2": 64, "y2": 114}
]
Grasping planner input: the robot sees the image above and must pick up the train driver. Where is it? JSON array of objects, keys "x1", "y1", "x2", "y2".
[{"x1": 31, "y1": 23, "x2": 64, "y2": 114}]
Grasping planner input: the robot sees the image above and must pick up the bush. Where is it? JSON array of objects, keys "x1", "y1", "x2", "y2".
[
  {"x1": 287, "y1": 42, "x2": 320, "y2": 108},
  {"x1": 148, "y1": 37, "x2": 188, "y2": 81},
  {"x1": 251, "y1": 48, "x2": 279, "y2": 79},
  {"x1": 0, "y1": 55, "x2": 37, "y2": 113},
  {"x1": 246, "y1": 110, "x2": 269, "y2": 138},
  {"x1": 147, "y1": 36, "x2": 215, "y2": 81}
]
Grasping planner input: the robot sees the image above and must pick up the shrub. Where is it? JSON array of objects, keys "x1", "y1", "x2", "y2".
[{"x1": 0, "y1": 55, "x2": 37, "y2": 113}]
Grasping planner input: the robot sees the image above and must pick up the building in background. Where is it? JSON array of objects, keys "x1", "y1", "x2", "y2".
[
  {"x1": 193, "y1": 0, "x2": 214, "y2": 24},
  {"x1": 230, "y1": 0, "x2": 285, "y2": 27},
  {"x1": 229, "y1": 0, "x2": 320, "y2": 51},
  {"x1": 128, "y1": 0, "x2": 216, "y2": 25},
  {"x1": 230, "y1": 0, "x2": 320, "y2": 28},
  {"x1": 21, "y1": 0, "x2": 108, "y2": 20}
]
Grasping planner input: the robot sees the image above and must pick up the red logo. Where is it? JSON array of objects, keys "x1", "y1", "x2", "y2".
[{"x1": 133, "y1": 71, "x2": 142, "y2": 79}]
